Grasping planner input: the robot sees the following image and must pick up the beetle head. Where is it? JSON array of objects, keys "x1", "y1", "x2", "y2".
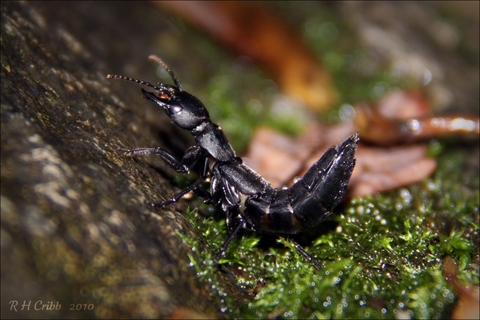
[
  {"x1": 141, "y1": 87, "x2": 209, "y2": 130},
  {"x1": 107, "y1": 55, "x2": 209, "y2": 130}
]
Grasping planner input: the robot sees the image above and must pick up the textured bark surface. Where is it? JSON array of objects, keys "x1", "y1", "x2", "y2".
[{"x1": 1, "y1": 1, "x2": 245, "y2": 318}]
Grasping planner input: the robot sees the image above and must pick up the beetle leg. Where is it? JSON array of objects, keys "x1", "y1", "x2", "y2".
[
  {"x1": 180, "y1": 146, "x2": 208, "y2": 173},
  {"x1": 116, "y1": 145, "x2": 206, "y2": 174},
  {"x1": 289, "y1": 239, "x2": 321, "y2": 270},
  {"x1": 212, "y1": 214, "x2": 244, "y2": 267},
  {"x1": 150, "y1": 180, "x2": 216, "y2": 208}
]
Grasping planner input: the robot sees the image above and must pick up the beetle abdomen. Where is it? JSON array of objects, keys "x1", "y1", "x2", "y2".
[{"x1": 243, "y1": 134, "x2": 359, "y2": 234}]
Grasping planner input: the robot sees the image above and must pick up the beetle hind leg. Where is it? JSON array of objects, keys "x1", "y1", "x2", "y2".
[
  {"x1": 290, "y1": 239, "x2": 322, "y2": 270},
  {"x1": 212, "y1": 221, "x2": 243, "y2": 268}
]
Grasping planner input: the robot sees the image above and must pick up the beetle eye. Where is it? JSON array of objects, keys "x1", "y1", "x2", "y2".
[
  {"x1": 156, "y1": 93, "x2": 170, "y2": 100},
  {"x1": 170, "y1": 105, "x2": 182, "y2": 114}
]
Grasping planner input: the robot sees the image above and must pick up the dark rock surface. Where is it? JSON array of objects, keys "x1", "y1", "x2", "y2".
[{"x1": 1, "y1": 1, "x2": 245, "y2": 318}]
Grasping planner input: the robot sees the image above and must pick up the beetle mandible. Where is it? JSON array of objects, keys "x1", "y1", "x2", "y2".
[{"x1": 107, "y1": 55, "x2": 359, "y2": 268}]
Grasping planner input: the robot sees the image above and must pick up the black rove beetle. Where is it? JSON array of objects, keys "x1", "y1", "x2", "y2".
[{"x1": 108, "y1": 55, "x2": 359, "y2": 269}]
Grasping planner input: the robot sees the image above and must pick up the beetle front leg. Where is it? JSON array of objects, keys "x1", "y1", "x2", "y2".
[{"x1": 117, "y1": 145, "x2": 206, "y2": 174}]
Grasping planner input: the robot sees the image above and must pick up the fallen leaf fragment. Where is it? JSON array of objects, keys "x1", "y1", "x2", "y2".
[
  {"x1": 348, "y1": 145, "x2": 437, "y2": 197},
  {"x1": 443, "y1": 256, "x2": 480, "y2": 319},
  {"x1": 355, "y1": 90, "x2": 480, "y2": 145},
  {"x1": 156, "y1": 1, "x2": 338, "y2": 111}
]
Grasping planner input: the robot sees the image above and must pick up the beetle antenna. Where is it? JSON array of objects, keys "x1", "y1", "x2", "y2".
[
  {"x1": 106, "y1": 74, "x2": 163, "y2": 91},
  {"x1": 148, "y1": 55, "x2": 183, "y2": 92}
]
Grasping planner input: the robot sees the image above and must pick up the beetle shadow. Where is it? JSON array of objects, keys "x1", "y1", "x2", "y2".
[
  {"x1": 255, "y1": 218, "x2": 340, "y2": 252},
  {"x1": 291, "y1": 218, "x2": 340, "y2": 246}
]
